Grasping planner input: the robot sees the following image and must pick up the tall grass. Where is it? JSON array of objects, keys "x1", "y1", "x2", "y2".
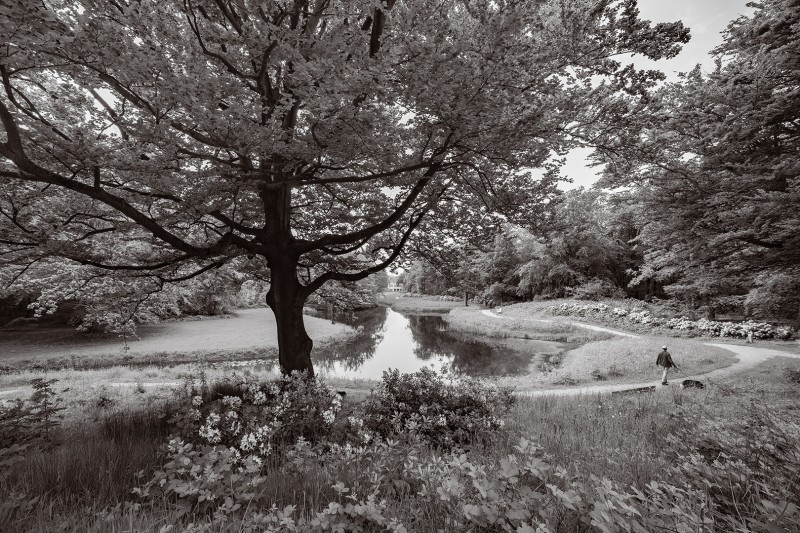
[
  {"x1": 506, "y1": 390, "x2": 691, "y2": 486},
  {"x1": 1, "y1": 405, "x2": 171, "y2": 531}
]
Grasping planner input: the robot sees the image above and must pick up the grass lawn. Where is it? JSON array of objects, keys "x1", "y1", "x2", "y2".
[
  {"x1": 535, "y1": 336, "x2": 735, "y2": 386},
  {"x1": 0, "y1": 308, "x2": 353, "y2": 373},
  {"x1": 443, "y1": 306, "x2": 616, "y2": 344}
]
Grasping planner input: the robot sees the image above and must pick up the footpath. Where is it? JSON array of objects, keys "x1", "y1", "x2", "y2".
[{"x1": 480, "y1": 309, "x2": 800, "y2": 396}]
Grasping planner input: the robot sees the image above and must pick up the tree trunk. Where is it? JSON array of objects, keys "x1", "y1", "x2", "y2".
[{"x1": 266, "y1": 257, "x2": 315, "y2": 377}]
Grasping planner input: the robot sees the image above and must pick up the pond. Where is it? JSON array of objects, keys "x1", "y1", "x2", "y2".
[{"x1": 309, "y1": 306, "x2": 558, "y2": 380}]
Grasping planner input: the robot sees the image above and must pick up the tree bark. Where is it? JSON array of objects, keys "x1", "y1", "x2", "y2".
[
  {"x1": 261, "y1": 180, "x2": 314, "y2": 377},
  {"x1": 265, "y1": 256, "x2": 314, "y2": 377}
]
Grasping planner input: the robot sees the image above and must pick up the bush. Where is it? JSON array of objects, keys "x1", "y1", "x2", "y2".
[
  {"x1": 171, "y1": 373, "x2": 343, "y2": 462},
  {"x1": 550, "y1": 302, "x2": 795, "y2": 339},
  {"x1": 0, "y1": 379, "x2": 65, "y2": 527},
  {"x1": 0, "y1": 378, "x2": 64, "y2": 451},
  {"x1": 129, "y1": 376, "x2": 799, "y2": 532},
  {"x1": 135, "y1": 373, "x2": 344, "y2": 516},
  {"x1": 665, "y1": 410, "x2": 800, "y2": 532},
  {"x1": 359, "y1": 368, "x2": 515, "y2": 448},
  {"x1": 566, "y1": 278, "x2": 625, "y2": 300}
]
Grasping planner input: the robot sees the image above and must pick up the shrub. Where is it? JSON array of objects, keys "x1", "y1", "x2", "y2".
[
  {"x1": 550, "y1": 302, "x2": 795, "y2": 339},
  {"x1": 171, "y1": 372, "x2": 343, "y2": 462},
  {"x1": 566, "y1": 278, "x2": 625, "y2": 301},
  {"x1": 0, "y1": 378, "x2": 65, "y2": 451},
  {"x1": 359, "y1": 368, "x2": 515, "y2": 448},
  {"x1": 0, "y1": 379, "x2": 65, "y2": 527},
  {"x1": 168, "y1": 437, "x2": 713, "y2": 532}
]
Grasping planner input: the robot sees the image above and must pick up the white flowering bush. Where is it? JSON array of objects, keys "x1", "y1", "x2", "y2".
[
  {"x1": 171, "y1": 372, "x2": 343, "y2": 463},
  {"x1": 360, "y1": 368, "x2": 515, "y2": 448},
  {"x1": 550, "y1": 303, "x2": 794, "y2": 339}
]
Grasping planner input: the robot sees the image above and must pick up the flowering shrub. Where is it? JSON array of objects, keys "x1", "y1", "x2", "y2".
[
  {"x1": 136, "y1": 373, "x2": 343, "y2": 515},
  {"x1": 550, "y1": 302, "x2": 794, "y2": 339},
  {"x1": 171, "y1": 372, "x2": 342, "y2": 463},
  {"x1": 132, "y1": 437, "x2": 268, "y2": 515},
  {"x1": 135, "y1": 392, "x2": 799, "y2": 532},
  {"x1": 359, "y1": 368, "x2": 515, "y2": 447}
]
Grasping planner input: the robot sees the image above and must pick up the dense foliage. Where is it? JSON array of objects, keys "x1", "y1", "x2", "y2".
[
  {"x1": 3, "y1": 372, "x2": 800, "y2": 531},
  {"x1": 402, "y1": 189, "x2": 637, "y2": 305},
  {"x1": 360, "y1": 368, "x2": 515, "y2": 447},
  {"x1": 595, "y1": 0, "x2": 800, "y2": 321}
]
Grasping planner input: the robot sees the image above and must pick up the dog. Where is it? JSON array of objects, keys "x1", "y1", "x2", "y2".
[{"x1": 680, "y1": 379, "x2": 705, "y2": 389}]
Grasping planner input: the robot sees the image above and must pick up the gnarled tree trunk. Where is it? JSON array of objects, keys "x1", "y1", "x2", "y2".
[{"x1": 266, "y1": 256, "x2": 314, "y2": 377}]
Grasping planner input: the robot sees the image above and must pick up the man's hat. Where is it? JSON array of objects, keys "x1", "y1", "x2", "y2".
[{"x1": 662, "y1": 346, "x2": 667, "y2": 350}]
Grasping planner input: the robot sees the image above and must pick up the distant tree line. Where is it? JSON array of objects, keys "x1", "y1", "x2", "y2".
[{"x1": 398, "y1": 189, "x2": 644, "y2": 306}]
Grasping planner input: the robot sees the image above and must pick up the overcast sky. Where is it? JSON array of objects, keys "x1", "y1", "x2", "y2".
[{"x1": 559, "y1": 0, "x2": 756, "y2": 190}]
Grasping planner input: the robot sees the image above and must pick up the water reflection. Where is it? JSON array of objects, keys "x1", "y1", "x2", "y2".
[{"x1": 313, "y1": 307, "x2": 538, "y2": 379}]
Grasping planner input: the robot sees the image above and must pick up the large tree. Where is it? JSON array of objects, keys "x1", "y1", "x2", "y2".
[
  {"x1": 0, "y1": 0, "x2": 688, "y2": 375},
  {"x1": 596, "y1": 0, "x2": 800, "y2": 317}
]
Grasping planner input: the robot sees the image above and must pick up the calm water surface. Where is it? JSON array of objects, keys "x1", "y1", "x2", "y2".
[{"x1": 311, "y1": 307, "x2": 546, "y2": 379}]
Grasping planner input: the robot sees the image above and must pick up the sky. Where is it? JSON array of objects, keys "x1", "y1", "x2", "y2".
[{"x1": 559, "y1": 0, "x2": 756, "y2": 190}]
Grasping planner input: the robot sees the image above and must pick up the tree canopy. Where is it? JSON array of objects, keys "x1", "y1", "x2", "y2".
[
  {"x1": 0, "y1": 0, "x2": 689, "y2": 374},
  {"x1": 597, "y1": 0, "x2": 800, "y2": 320}
]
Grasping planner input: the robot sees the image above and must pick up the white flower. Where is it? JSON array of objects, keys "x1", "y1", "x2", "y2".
[
  {"x1": 222, "y1": 396, "x2": 242, "y2": 409},
  {"x1": 199, "y1": 425, "x2": 221, "y2": 444},
  {"x1": 192, "y1": 395, "x2": 203, "y2": 407},
  {"x1": 252, "y1": 391, "x2": 267, "y2": 405},
  {"x1": 240, "y1": 433, "x2": 258, "y2": 452}
]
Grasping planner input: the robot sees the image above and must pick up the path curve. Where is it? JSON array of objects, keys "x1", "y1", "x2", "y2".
[
  {"x1": 481, "y1": 309, "x2": 800, "y2": 396},
  {"x1": 520, "y1": 344, "x2": 800, "y2": 396}
]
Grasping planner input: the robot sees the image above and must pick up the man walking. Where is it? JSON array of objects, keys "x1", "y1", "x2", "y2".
[{"x1": 656, "y1": 345, "x2": 676, "y2": 385}]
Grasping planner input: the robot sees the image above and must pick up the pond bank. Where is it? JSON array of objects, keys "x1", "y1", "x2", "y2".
[{"x1": 376, "y1": 293, "x2": 466, "y2": 313}]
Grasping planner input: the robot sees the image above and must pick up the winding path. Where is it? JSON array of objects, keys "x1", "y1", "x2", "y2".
[{"x1": 481, "y1": 309, "x2": 800, "y2": 396}]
